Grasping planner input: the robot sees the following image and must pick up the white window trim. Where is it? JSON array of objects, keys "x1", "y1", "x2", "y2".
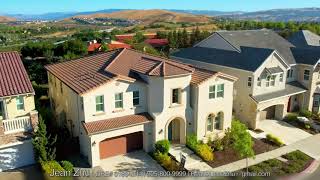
[
  {"x1": 270, "y1": 75, "x2": 276, "y2": 86},
  {"x1": 171, "y1": 88, "x2": 182, "y2": 105},
  {"x1": 209, "y1": 85, "x2": 215, "y2": 99},
  {"x1": 279, "y1": 73, "x2": 284, "y2": 82},
  {"x1": 133, "y1": 91, "x2": 140, "y2": 106},
  {"x1": 115, "y1": 93, "x2": 124, "y2": 109},
  {"x1": 257, "y1": 77, "x2": 261, "y2": 87},
  {"x1": 95, "y1": 95, "x2": 104, "y2": 113},
  {"x1": 16, "y1": 96, "x2": 25, "y2": 111},
  {"x1": 304, "y1": 69, "x2": 310, "y2": 81},
  {"x1": 216, "y1": 84, "x2": 224, "y2": 98},
  {"x1": 247, "y1": 76, "x2": 252, "y2": 87}
]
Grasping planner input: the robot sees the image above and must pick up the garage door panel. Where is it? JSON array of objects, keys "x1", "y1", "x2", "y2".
[
  {"x1": 0, "y1": 141, "x2": 35, "y2": 172},
  {"x1": 100, "y1": 132, "x2": 143, "y2": 159}
]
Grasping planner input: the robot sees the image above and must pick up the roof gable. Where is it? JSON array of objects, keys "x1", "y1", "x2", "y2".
[
  {"x1": 288, "y1": 30, "x2": 320, "y2": 48},
  {"x1": 0, "y1": 52, "x2": 34, "y2": 97}
]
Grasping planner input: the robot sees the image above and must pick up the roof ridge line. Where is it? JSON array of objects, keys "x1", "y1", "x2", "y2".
[{"x1": 148, "y1": 61, "x2": 163, "y2": 76}]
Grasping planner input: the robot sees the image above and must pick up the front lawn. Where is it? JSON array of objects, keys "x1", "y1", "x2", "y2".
[{"x1": 244, "y1": 150, "x2": 313, "y2": 176}]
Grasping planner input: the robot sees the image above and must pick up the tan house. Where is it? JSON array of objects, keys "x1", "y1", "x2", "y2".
[
  {"x1": 172, "y1": 30, "x2": 320, "y2": 129},
  {"x1": 45, "y1": 48, "x2": 237, "y2": 167},
  {"x1": 0, "y1": 52, "x2": 38, "y2": 171}
]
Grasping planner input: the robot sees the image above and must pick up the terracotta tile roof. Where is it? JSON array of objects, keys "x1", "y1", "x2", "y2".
[
  {"x1": 46, "y1": 48, "x2": 235, "y2": 95},
  {"x1": 88, "y1": 43, "x2": 102, "y2": 52},
  {"x1": 45, "y1": 50, "x2": 121, "y2": 95},
  {"x1": 145, "y1": 39, "x2": 169, "y2": 47},
  {"x1": 106, "y1": 49, "x2": 195, "y2": 77},
  {"x1": 0, "y1": 52, "x2": 34, "y2": 97},
  {"x1": 108, "y1": 41, "x2": 132, "y2": 50},
  {"x1": 82, "y1": 113, "x2": 153, "y2": 135}
]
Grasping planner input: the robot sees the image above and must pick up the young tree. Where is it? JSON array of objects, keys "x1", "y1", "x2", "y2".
[
  {"x1": 32, "y1": 116, "x2": 57, "y2": 163},
  {"x1": 231, "y1": 120, "x2": 255, "y2": 173}
]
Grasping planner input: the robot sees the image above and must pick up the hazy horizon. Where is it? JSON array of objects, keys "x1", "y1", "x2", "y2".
[{"x1": 1, "y1": 0, "x2": 320, "y2": 15}]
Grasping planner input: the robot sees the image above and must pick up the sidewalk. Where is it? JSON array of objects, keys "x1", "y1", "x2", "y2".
[{"x1": 169, "y1": 145, "x2": 212, "y2": 171}]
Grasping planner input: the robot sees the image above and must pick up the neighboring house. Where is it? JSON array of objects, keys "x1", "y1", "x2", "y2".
[
  {"x1": 0, "y1": 52, "x2": 38, "y2": 171},
  {"x1": 115, "y1": 33, "x2": 157, "y2": 42},
  {"x1": 88, "y1": 41, "x2": 102, "y2": 54},
  {"x1": 144, "y1": 39, "x2": 169, "y2": 48},
  {"x1": 288, "y1": 30, "x2": 320, "y2": 48},
  {"x1": 45, "y1": 48, "x2": 237, "y2": 167},
  {"x1": 172, "y1": 30, "x2": 320, "y2": 129},
  {"x1": 107, "y1": 40, "x2": 132, "y2": 50}
]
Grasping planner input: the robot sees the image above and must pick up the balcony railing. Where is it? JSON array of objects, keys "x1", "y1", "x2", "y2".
[{"x1": 2, "y1": 116, "x2": 32, "y2": 134}]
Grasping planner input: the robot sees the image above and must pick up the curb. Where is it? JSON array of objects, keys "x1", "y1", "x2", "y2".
[{"x1": 282, "y1": 160, "x2": 319, "y2": 180}]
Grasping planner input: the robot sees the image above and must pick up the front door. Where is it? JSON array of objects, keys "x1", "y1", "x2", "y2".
[
  {"x1": 168, "y1": 123, "x2": 173, "y2": 141},
  {"x1": 168, "y1": 119, "x2": 180, "y2": 144}
]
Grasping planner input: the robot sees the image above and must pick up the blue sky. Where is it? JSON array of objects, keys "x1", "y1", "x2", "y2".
[{"x1": 1, "y1": 0, "x2": 320, "y2": 14}]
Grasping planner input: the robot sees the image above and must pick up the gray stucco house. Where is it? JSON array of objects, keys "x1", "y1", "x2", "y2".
[{"x1": 171, "y1": 29, "x2": 320, "y2": 129}]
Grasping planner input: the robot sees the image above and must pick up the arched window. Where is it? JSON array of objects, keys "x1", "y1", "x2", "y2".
[
  {"x1": 207, "y1": 114, "x2": 214, "y2": 132},
  {"x1": 215, "y1": 112, "x2": 224, "y2": 130}
]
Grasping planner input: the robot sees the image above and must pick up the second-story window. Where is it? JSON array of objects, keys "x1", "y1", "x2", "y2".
[
  {"x1": 115, "y1": 93, "x2": 123, "y2": 109},
  {"x1": 271, "y1": 75, "x2": 276, "y2": 86},
  {"x1": 95, "y1": 95, "x2": 104, "y2": 112},
  {"x1": 133, "y1": 91, "x2": 140, "y2": 106},
  {"x1": 209, "y1": 85, "x2": 215, "y2": 99},
  {"x1": 266, "y1": 75, "x2": 271, "y2": 87},
  {"x1": 280, "y1": 73, "x2": 284, "y2": 82},
  {"x1": 247, "y1": 77, "x2": 252, "y2": 87},
  {"x1": 304, "y1": 70, "x2": 310, "y2": 81},
  {"x1": 16, "y1": 96, "x2": 24, "y2": 110},
  {"x1": 217, "y1": 84, "x2": 224, "y2": 98},
  {"x1": 172, "y1": 88, "x2": 180, "y2": 104},
  {"x1": 257, "y1": 77, "x2": 261, "y2": 87},
  {"x1": 287, "y1": 69, "x2": 293, "y2": 78}
]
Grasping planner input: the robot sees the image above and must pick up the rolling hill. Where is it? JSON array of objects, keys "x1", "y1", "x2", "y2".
[
  {"x1": 68, "y1": 9, "x2": 211, "y2": 24},
  {"x1": 220, "y1": 8, "x2": 320, "y2": 22},
  {"x1": 0, "y1": 16, "x2": 16, "y2": 22}
]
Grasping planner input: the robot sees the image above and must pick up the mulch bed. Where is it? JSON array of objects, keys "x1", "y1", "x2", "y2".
[
  {"x1": 207, "y1": 138, "x2": 278, "y2": 168},
  {"x1": 283, "y1": 119, "x2": 318, "y2": 135}
]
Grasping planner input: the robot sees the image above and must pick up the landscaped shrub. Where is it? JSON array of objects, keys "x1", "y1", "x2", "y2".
[
  {"x1": 265, "y1": 159, "x2": 282, "y2": 167},
  {"x1": 60, "y1": 160, "x2": 74, "y2": 172},
  {"x1": 41, "y1": 160, "x2": 64, "y2": 174},
  {"x1": 299, "y1": 109, "x2": 312, "y2": 118},
  {"x1": 186, "y1": 134, "x2": 198, "y2": 152},
  {"x1": 285, "y1": 113, "x2": 298, "y2": 122},
  {"x1": 196, "y1": 143, "x2": 214, "y2": 161},
  {"x1": 248, "y1": 165, "x2": 263, "y2": 173},
  {"x1": 266, "y1": 134, "x2": 284, "y2": 146},
  {"x1": 155, "y1": 140, "x2": 170, "y2": 154},
  {"x1": 213, "y1": 138, "x2": 224, "y2": 151},
  {"x1": 153, "y1": 151, "x2": 180, "y2": 171}
]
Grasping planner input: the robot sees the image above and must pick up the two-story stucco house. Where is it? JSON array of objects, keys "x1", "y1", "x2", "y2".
[
  {"x1": 0, "y1": 52, "x2": 38, "y2": 171},
  {"x1": 172, "y1": 30, "x2": 320, "y2": 129},
  {"x1": 45, "y1": 48, "x2": 237, "y2": 167}
]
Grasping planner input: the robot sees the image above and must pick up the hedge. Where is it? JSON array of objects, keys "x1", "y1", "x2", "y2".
[
  {"x1": 266, "y1": 134, "x2": 284, "y2": 146},
  {"x1": 155, "y1": 140, "x2": 170, "y2": 154},
  {"x1": 41, "y1": 160, "x2": 64, "y2": 174}
]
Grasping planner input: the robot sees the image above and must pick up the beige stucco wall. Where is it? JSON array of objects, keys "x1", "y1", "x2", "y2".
[
  {"x1": 1, "y1": 94, "x2": 35, "y2": 120},
  {"x1": 253, "y1": 52, "x2": 288, "y2": 96},
  {"x1": 81, "y1": 80, "x2": 147, "y2": 123},
  {"x1": 193, "y1": 76, "x2": 234, "y2": 141},
  {"x1": 48, "y1": 72, "x2": 82, "y2": 137}
]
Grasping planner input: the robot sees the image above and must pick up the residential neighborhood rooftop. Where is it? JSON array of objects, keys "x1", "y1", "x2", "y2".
[
  {"x1": 82, "y1": 113, "x2": 153, "y2": 135},
  {"x1": 46, "y1": 48, "x2": 234, "y2": 95},
  {"x1": 0, "y1": 51, "x2": 34, "y2": 97},
  {"x1": 288, "y1": 30, "x2": 320, "y2": 48}
]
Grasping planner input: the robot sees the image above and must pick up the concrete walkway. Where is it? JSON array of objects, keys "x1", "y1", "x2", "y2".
[
  {"x1": 169, "y1": 145, "x2": 212, "y2": 171},
  {"x1": 212, "y1": 134, "x2": 320, "y2": 172},
  {"x1": 258, "y1": 120, "x2": 312, "y2": 145}
]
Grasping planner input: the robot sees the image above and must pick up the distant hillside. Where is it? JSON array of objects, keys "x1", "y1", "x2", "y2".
[
  {"x1": 221, "y1": 8, "x2": 320, "y2": 22},
  {"x1": 68, "y1": 9, "x2": 211, "y2": 24},
  {"x1": 0, "y1": 16, "x2": 16, "y2": 22}
]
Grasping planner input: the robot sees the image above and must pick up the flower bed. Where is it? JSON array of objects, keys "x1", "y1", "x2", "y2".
[
  {"x1": 284, "y1": 113, "x2": 319, "y2": 134},
  {"x1": 244, "y1": 150, "x2": 314, "y2": 176},
  {"x1": 207, "y1": 138, "x2": 278, "y2": 168}
]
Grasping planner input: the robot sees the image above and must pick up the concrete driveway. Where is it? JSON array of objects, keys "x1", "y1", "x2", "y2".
[
  {"x1": 258, "y1": 119, "x2": 312, "y2": 145},
  {"x1": 99, "y1": 150, "x2": 164, "y2": 171}
]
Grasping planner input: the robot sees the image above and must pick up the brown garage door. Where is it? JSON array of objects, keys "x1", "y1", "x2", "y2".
[{"x1": 99, "y1": 132, "x2": 143, "y2": 159}]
